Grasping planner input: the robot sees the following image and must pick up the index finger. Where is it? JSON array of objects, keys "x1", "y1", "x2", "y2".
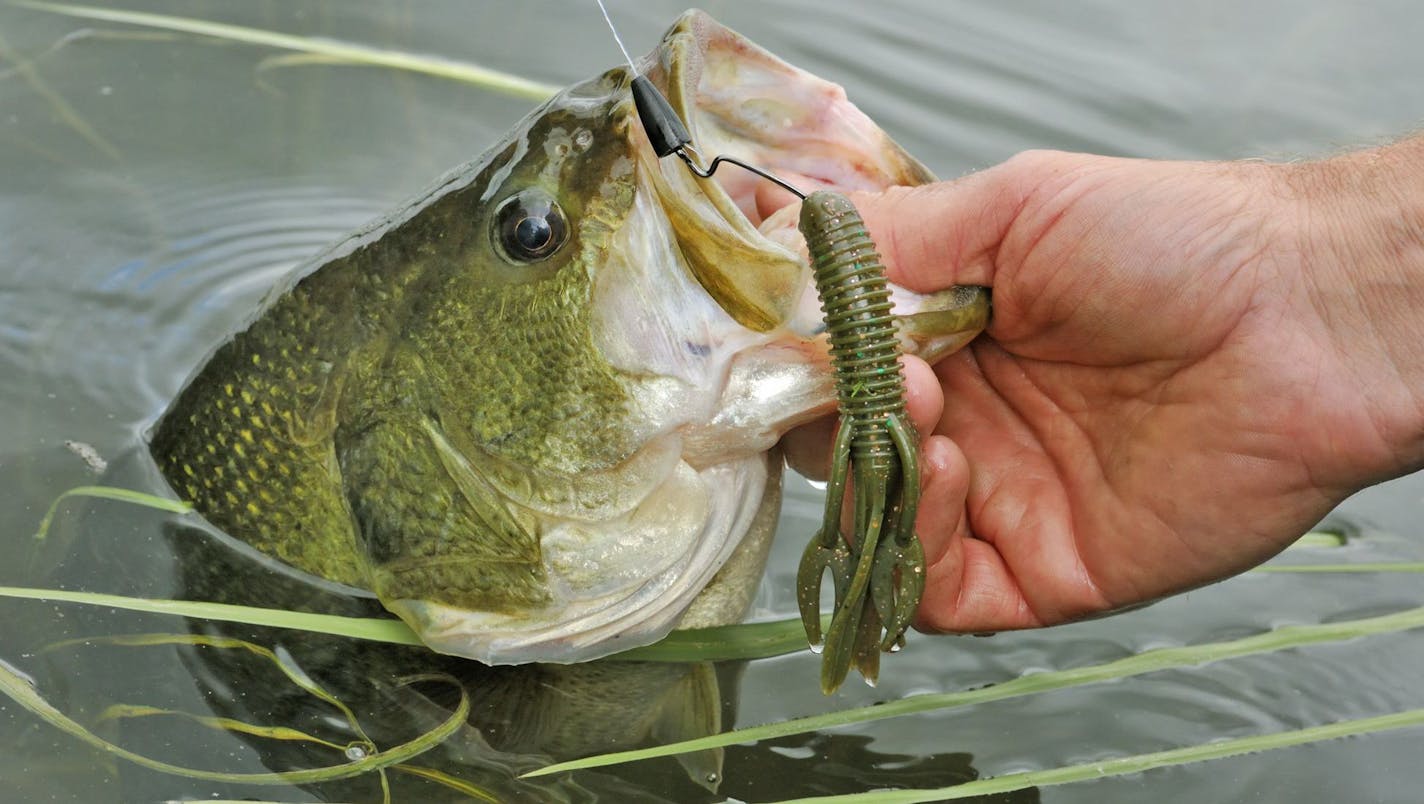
[{"x1": 846, "y1": 159, "x2": 1028, "y2": 293}]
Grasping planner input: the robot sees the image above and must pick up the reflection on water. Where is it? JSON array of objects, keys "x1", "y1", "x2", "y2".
[{"x1": 4, "y1": 1, "x2": 1424, "y2": 801}]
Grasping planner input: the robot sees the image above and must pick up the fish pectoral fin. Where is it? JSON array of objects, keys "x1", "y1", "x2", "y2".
[
  {"x1": 649, "y1": 662, "x2": 725, "y2": 792},
  {"x1": 334, "y1": 414, "x2": 548, "y2": 613},
  {"x1": 419, "y1": 417, "x2": 541, "y2": 562}
]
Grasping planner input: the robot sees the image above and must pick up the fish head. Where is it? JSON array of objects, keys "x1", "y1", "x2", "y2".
[{"x1": 151, "y1": 11, "x2": 986, "y2": 665}]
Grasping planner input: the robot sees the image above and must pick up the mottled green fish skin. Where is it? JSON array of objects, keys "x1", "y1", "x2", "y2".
[{"x1": 151, "y1": 76, "x2": 640, "y2": 614}]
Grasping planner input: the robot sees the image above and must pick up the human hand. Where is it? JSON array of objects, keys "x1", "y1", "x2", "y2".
[{"x1": 783, "y1": 144, "x2": 1424, "y2": 633}]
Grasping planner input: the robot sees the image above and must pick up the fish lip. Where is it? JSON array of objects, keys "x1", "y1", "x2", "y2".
[
  {"x1": 644, "y1": 9, "x2": 936, "y2": 238},
  {"x1": 641, "y1": 11, "x2": 768, "y2": 242}
]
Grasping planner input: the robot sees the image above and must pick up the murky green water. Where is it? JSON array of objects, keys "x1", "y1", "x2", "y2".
[{"x1": 3, "y1": 1, "x2": 1424, "y2": 801}]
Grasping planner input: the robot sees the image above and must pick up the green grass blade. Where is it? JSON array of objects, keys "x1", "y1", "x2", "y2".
[
  {"x1": 1286, "y1": 530, "x2": 1347, "y2": 549},
  {"x1": 1254, "y1": 563, "x2": 1424, "y2": 573},
  {"x1": 523, "y1": 605, "x2": 1424, "y2": 777},
  {"x1": 58, "y1": 633, "x2": 377, "y2": 746},
  {"x1": 0, "y1": 659, "x2": 469, "y2": 784},
  {"x1": 0, "y1": 585, "x2": 425, "y2": 647},
  {"x1": 766, "y1": 707, "x2": 1424, "y2": 803},
  {"x1": 32, "y1": 485, "x2": 191, "y2": 542},
  {"x1": 611, "y1": 616, "x2": 825, "y2": 662},
  {"x1": 95, "y1": 703, "x2": 350, "y2": 751},
  {"x1": 391, "y1": 763, "x2": 500, "y2": 802},
  {"x1": 10, "y1": 0, "x2": 559, "y2": 99},
  {"x1": 0, "y1": 584, "x2": 815, "y2": 661}
]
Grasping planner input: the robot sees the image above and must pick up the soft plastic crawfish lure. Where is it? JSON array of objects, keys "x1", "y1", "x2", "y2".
[
  {"x1": 795, "y1": 192, "x2": 923, "y2": 693},
  {"x1": 623, "y1": 49, "x2": 929, "y2": 690}
]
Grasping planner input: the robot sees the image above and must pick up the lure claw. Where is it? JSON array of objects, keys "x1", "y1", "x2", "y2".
[{"x1": 797, "y1": 532, "x2": 851, "y2": 648}]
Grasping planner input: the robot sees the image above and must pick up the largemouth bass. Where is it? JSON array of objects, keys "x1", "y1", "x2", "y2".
[{"x1": 150, "y1": 10, "x2": 987, "y2": 664}]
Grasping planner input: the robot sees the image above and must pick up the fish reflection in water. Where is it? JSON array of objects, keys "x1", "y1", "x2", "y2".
[
  {"x1": 167, "y1": 516, "x2": 730, "y2": 801},
  {"x1": 158, "y1": 519, "x2": 1028, "y2": 802}
]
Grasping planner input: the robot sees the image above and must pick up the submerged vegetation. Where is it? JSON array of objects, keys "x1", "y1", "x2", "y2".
[{"x1": 8, "y1": 483, "x2": 1423, "y2": 801}]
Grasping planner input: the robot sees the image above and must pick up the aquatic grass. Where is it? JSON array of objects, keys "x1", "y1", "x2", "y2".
[
  {"x1": 16, "y1": 483, "x2": 1423, "y2": 796},
  {"x1": 1253, "y1": 563, "x2": 1424, "y2": 573},
  {"x1": 10, "y1": 1, "x2": 560, "y2": 99},
  {"x1": 615, "y1": 616, "x2": 829, "y2": 662},
  {"x1": 0, "y1": 584, "x2": 816, "y2": 662},
  {"x1": 46, "y1": 632, "x2": 380, "y2": 747},
  {"x1": 1286, "y1": 529, "x2": 1347, "y2": 549},
  {"x1": 0, "y1": 585, "x2": 428, "y2": 647},
  {"x1": 0, "y1": 646, "x2": 473, "y2": 789},
  {"x1": 13, "y1": 631, "x2": 499, "y2": 801},
  {"x1": 390, "y1": 763, "x2": 503, "y2": 801},
  {"x1": 96, "y1": 702, "x2": 355, "y2": 753},
  {"x1": 523, "y1": 604, "x2": 1424, "y2": 777},
  {"x1": 0, "y1": 27, "x2": 121, "y2": 160},
  {"x1": 766, "y1": 707, "x2": 1424, "y2": 803},
  {"x1": 32, "y1": 485, "x2": 191, "y2": 542}
]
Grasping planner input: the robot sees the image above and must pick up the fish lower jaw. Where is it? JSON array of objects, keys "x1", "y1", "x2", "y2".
[
  {"x1": 385, "y1": 590, "x2": 682, "y2": 665},
  {"x1": 389, "y1": 453, "x2": 774, "y2": 665}
]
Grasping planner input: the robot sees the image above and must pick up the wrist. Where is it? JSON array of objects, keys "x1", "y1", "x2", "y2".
[{"x1": 1281, "y1": 138, "x2": 1424, "y2": 481}]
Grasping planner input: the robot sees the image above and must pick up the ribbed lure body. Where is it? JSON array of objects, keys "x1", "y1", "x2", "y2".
[{"x1": 795, "y1": 190, "x2": 924, "y2": 693}]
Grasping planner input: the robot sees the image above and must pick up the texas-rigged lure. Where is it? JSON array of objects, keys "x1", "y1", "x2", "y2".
[
  {"x1": 793, "y1": 193, "x2": 923, "y2": 693},
  {"x1": 600, "y1": 4, "x2": 924, "y2": 692}
]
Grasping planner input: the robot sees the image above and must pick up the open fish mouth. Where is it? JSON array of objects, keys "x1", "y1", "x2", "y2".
[
  {"x1": 660, "y1": 11, "x2": 933, "y2": 220},
  {"x1": 636, "y1": 10, "x2": 937, "y2": 333}
]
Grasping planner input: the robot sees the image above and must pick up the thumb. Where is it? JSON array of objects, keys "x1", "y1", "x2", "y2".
[{"x1": 846, "y1": 158, "x2": 1030, "y2": 294}]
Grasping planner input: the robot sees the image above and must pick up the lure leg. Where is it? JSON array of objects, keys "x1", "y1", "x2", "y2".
[
  {"x1": 796, "y1": 416, "x2": 855, "y2": 648},
  {"x1": 872, "y1": 413, "x2": 925, "y2": 650},
  {"x1": 819, "y1": 461, "x2": 887, "y2": 694}
]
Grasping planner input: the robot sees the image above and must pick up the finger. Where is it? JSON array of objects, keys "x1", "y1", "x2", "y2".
[
  {"x1": 917, "y1": 536, "x2": 1044, "y2": 633},
  {"x1": 913, "y1": 435, "x2": 969, "y2": 568},
  {"x1": 902, "y1": 354, "x2": 943, "y2": 438},
  {"x1": 783, "y1": 354, "x2": 940, "y2": 482},
  {"x1": 912, "y1": 434, "x2": 1042, "y2": 633},
  {"x1": 846, "y1": 159, "x2": 1030, "y2": 294},
  {"x1": 782, "y1": 415, "x2": 836, "y2": 481},
  {"x1": 926, "y1": 342, "x2": 1112, "y2": 628}
]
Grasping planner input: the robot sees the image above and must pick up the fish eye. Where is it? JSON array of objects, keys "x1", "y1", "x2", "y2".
[{"x1": 494, "y1": 190, "x2": 569, "y2": 263}]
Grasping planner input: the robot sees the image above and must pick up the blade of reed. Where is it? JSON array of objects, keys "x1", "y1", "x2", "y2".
[
  {"x1": 613, "y1": 616, "x2": 826, "y2": 662},
  {"x1": 32, "y1": 485, "x2": 191, "y2": 542},
  {"x1": 1254, "y1": 563, "x2": 1424, "y2": 573},
  {"x1": 0, "y1": 585, "x2": 814, "y2": 661},
  {"x1": 95, "y1": 703, "x2": 350, "y2": 751},
  {"x1": 10, "y1": 1, "x2": 559, "y2": 99},
  {"x1": 0, "y1": 585, "x2": 425, "y2": 647},
  {"x1": 764, "y1": 706, "x2": 1424, "y2": 803},
  {"x1": 0, "y1": 658, "x2": 469, "y2": 784},
  {"x1": 523, "y1": 604, "x2": 1424, "y2": 777},
  {"x1": 1286, "y1": 530, "x2": 1347, "y2": 549}
]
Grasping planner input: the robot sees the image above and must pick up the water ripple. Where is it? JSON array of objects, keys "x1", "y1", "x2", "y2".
[{"x1": 4, "y1": 174, "x2": 387, "y2": 442}]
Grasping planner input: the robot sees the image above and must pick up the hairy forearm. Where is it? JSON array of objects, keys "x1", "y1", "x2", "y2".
[{"x1": 1281, "y1": 135, "x2": 1424, "y2": 480}]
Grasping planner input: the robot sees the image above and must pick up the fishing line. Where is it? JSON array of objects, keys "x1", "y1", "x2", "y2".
[
  {"x1": 595, "y1": 0, "x2": 806, "y2": 198},
  {"x1": 594, "y1": 0, "x2": 638, "y2": 73}
]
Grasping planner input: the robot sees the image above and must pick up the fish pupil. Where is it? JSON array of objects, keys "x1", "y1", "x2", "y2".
[
  {"x1": 516, "y1": 216, "x2": 552, "y2": 251},
  {"x1": 494, "y1": 189, "x2": 568, "y2": 263}
]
